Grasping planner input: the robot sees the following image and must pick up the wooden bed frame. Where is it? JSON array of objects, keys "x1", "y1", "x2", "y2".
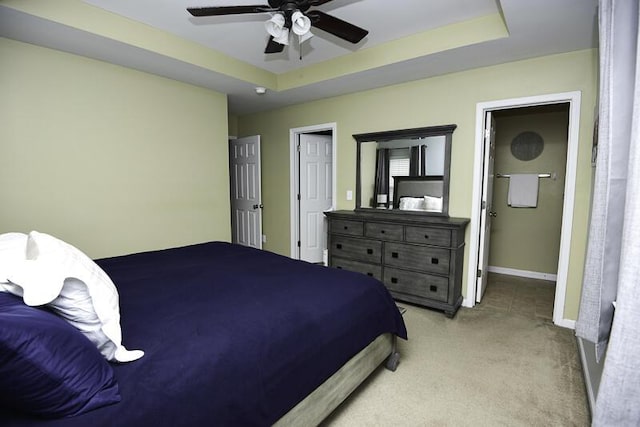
[{"x1": 276, "y1": 333, "x2": 398, "y2": 425}]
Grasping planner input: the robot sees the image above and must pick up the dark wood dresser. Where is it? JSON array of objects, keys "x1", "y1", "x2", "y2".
[{"x1": 325, "y1": 210, "x2": 469, "y2": 318}]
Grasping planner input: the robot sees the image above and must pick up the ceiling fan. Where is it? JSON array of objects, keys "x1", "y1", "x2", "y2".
[{"x1": 187, "y1": 0, "x2": 369, "y2": 54}]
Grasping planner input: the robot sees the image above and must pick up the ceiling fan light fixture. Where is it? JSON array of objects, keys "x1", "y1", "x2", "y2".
[
  {"x1": 273, "y1": 27, "x2": 290, "y2": 45},
  {"x1": 265, "y1": 13, "x2": 289, "y2": 45},
  {"x1": 291, "y1": 10, "x2": 311, "y2": 36},
  {"x1": 298, "y1": 30, "x2": 313, "y2": 43}
]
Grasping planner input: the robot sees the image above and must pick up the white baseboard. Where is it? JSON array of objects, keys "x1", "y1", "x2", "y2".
[{"x1": 488, "y1": 266, "x2": 558, "y2": 282}]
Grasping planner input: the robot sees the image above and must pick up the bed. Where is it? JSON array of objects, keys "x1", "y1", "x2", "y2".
[
  {"x1": 393, "y1": 175, "x2": 445, "y2": 212},
  {"x1": 1, "y1": 240, "x2": 407, "y2": 426}
]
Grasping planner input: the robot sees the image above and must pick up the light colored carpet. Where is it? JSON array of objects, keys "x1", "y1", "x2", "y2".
[{"x1": 323, "y1": 277, "x2": 589, "y2": 426}]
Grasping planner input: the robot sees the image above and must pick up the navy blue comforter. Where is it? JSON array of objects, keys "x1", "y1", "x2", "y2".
[{"x1": 3, "y1": 242, "x2": 407, "y2": 426}]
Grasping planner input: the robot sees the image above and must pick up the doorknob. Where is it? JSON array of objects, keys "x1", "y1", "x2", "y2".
[
  {"x1": 489, "y1": 211, "x2": 497, "y2": 217},
  {"x1": 253, "y1": 204, "x2": 264, "y2": 209}
]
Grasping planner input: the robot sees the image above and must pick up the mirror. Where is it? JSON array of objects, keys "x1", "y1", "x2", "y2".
[{"x1": 354, "y1": 124, "x2": 456, "y2": 216}]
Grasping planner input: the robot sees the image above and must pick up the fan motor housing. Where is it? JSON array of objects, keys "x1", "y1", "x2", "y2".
[{"x1": 269, "y1": 0, "x2": 312, "y2": 13}]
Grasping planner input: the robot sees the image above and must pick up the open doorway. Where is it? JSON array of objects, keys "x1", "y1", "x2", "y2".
[
  {"x1": 289, "y1": 123, "x2": 337, "y2": 262},
  {"x1": 485, "y1": 104, "x2": 570, "y2": 320},
  {"x1": 467, "y1": 92, "x2": 582, "y2": 328}
]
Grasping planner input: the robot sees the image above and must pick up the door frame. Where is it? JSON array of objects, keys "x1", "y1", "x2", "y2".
[
  {"x1": 465, "y1": 91, "x2": 581, "y2": 329},
  {"x1": 289, "y1": 123, "x2": 337, "y2": 259}
]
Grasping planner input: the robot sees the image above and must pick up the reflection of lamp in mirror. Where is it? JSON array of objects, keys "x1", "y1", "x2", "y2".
[{"x1": 376, "y1": 194, "x2": 388, "y2": 209}]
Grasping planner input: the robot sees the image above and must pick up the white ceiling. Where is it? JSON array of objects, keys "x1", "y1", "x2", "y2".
[{"x1": 0, "y1": 0, "x2": 598, "y2": 115}]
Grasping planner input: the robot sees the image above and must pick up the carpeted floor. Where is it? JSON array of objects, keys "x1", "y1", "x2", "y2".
[{"x1": 323, "y1": 274, "x2": 590, "y2": 426}]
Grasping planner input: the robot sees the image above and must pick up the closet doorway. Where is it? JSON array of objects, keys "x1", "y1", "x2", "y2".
[
  {"x1": 487, "y1": 104, "x2": 570, "y2": 320},
  {"x1": 289, "y1": 123, "x2": 337, "y2": 263},
  {"x1": 467, "y1": 92, "x2": 581, "y2": 328}
]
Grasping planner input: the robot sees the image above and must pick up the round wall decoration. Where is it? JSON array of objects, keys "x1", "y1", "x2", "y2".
[{"x1": 511, "y1": 131, "x2": 544, "y2": 161}]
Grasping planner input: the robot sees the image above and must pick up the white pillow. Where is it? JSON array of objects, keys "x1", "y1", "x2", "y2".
[
  {"x1": 399, "y1": 197, "x2": 425, "y2": 211},
  {"x1": 424, "y1": 196, "x2": 443, "y2": 212},
  {"x1": 2, "y1": 258, "x2": 67, "y2": 306},
  {"x1": 6, "y1": 231, "x2": 143, "y2": 363},
  {"x1": 0, "y1": 232, "x2": 27, "y2": 285}
]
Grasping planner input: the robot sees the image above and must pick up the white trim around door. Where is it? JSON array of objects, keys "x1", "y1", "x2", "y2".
[
  {"x1": 290, "y1": 123, "x2": 338, "y2": 259},
  {"x1": 465, "y1": 91, "x2": 582, "y2": 329}
]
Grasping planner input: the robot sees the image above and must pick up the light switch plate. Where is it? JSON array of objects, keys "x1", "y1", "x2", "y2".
[{"x1": 346, "y1": 190, "x2": 353, "y2": 201}]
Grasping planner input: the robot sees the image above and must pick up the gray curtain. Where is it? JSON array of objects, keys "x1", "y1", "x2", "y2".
[
  {"x1": 575, "y1": 0, "x2": 640, "y2": 424},
  {"x1": 373, "y1": 148, "x2": 389, "y2": 206},
  {"x1": 409, "y1": 146, "x2": 420, "y2": 176},
  {"x1": 409, "y1": 145, "x2": 427, "y2": 175}
]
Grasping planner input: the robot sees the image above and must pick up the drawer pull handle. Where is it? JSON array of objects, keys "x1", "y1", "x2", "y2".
[
  {"x1": 430, "y1": 285, "x2": 438, "y2": 292},
  {"x1": 424, "y1": 234, "x2": 430, "y2": 239},
  {"x1": 431, "y1": 257, "x2": 439, "y2": 264},
  {"x1": 381, "y1": 230, "x2": 386, "y2": 234},
  {"x1": 392, "y1": 252, "x2": 399, "y2": 258},
  {"x1": 367, "y1": 248, "x2": 373, "y2": 255},
  {"x1": 336, "y1": 244, "x2": 342, "y2": 249},
  {"x1": 337, "y1": 266, "x2": 342, "y2": 269},
  {"x1": 391, "y1": 277, "x2": 398, "y2": 284},
  {"x1": 343, "y1": 226, "x2": 348, "y2": 230},
  {"x1": 367, "y1": 272, "x2": 373, "y2": 277}
]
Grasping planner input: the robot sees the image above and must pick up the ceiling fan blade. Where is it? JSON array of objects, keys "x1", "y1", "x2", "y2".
[
  {"x1": 306, "y1": 10, "x2": 368, "y2": 44},
  {"x1": 187, "y1": 5, "x2": 273, "y2": 17},
  {"x1": 265, "y1": 36, "x2": 285, "y2": 54},
  {"x1": 308, "y1": 0, "x2": 335, "y2": 6}
]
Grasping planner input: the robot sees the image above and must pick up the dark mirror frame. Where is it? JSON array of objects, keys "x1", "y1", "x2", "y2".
[{"x1": 353, "y1": 124, "x2": 456, "y2": 217}]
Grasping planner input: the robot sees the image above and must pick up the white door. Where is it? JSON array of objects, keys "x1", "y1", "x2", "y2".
[
  {"x1": 476, "y1": 112, "x2": 496, "y2": 302},
  {"x1": 230, "y1": 136, "x2": 262, "y2": 249},
  {"x1": 299, "y1": 133, "x2": 333, "y2": 263}
]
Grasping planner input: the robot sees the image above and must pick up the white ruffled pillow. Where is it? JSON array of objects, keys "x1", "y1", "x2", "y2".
[
  {"x1": 424, "y1": 196, "x2": 443, "y2": 212},
  {"x1": 5, "y1": 231, "x2": 143, "y2": 363},
  {"x1": 399, "y1": 197, "x2": 425, "y2": 211}
]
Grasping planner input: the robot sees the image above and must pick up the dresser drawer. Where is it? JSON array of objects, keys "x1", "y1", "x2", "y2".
[
  {"x1": 383, "y1": 267, "x2": 449, "y2": 303},
  {"x1": 365, "y1": 222, "x2": 404, "y2": 241},
  {"x1": 331, "y1": 235, "x2": 382, "y2": 263},
  {"x1": 330, "y1": 219, "x2": 364, "y2": 236},
  {"x1": 405, "y1": 226, "x2": 451, "y2": 247},
  {"x1": 384, "y1": 242, "x2": 450, "y2": 275},
  {"x1": 331, "y1": 257, "x2": 382, "y2": 280}
]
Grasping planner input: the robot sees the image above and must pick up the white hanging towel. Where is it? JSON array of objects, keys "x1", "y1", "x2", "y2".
[{"x1": 507, "y1": 174, "x2": 539, "y2": 208}]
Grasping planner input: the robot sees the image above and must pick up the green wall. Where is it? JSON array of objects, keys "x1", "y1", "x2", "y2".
[
  {"x1": 0, "y1": 38, "x2": 231, "y2": 258},
  {"x1": 489, "y1": 108, "x2": 569, "y2": 275},
  {"x1": 238, "y1": 49, "x2": 597, "y2": 320},
  {"x1": 228, "y1": 114, "x2": 239, "y2": 138}
]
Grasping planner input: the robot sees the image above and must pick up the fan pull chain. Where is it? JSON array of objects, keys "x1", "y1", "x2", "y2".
[{"x1": 299, "y1": 35, "x2": 303, "y2": 61}]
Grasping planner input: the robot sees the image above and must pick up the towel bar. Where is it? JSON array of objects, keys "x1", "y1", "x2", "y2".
[{"x1": 496, "y1": 172, "x2": 555, "y2": 179}]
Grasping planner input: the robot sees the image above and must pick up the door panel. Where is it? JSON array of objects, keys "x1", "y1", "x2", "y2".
[
  {"x1": 299, "y1": 134, "x2": 333, "y2": 263},
  {"x1": 476, "y1": 112, "x2": 496, "y2": 302},
  {"x1": 230, "y1": 136, "x2": 262, "y2": 249}
]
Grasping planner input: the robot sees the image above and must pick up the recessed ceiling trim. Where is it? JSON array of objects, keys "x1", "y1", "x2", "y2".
[
  {"x1": 1, "y1": 0, "x2": 277, "y2": 89},
  {"x1": 277, "y1": 13, "x2": 509, "y2": 91}
]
